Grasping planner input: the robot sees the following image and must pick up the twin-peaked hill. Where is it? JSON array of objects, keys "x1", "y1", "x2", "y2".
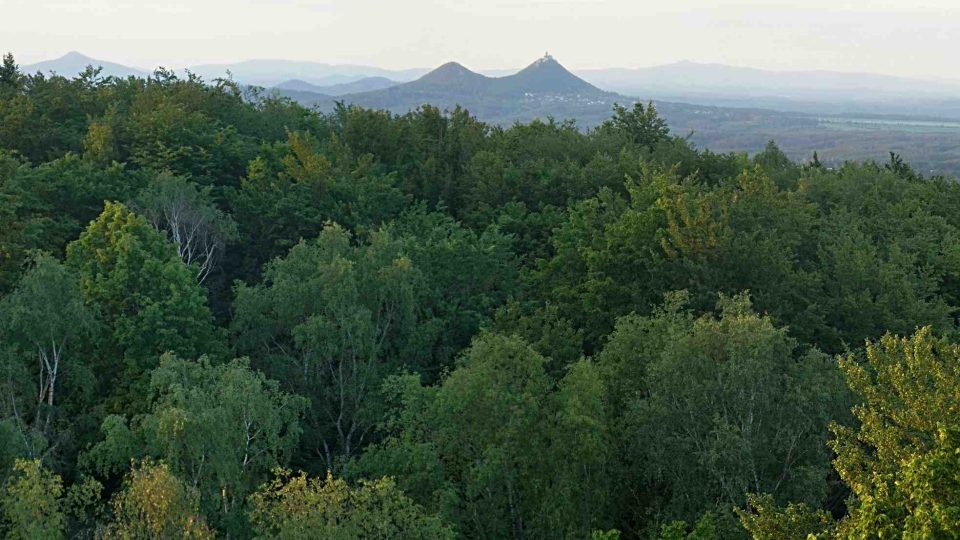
[
  {"x1": 392, "y1": 55, "x2": 603, "y2": 96},
  {"x1": 354, "y1": 54, "x2": 613, "y2": 100},
  {"x1": 283, "y1": 55, "x2": 624, "y2": 127}
]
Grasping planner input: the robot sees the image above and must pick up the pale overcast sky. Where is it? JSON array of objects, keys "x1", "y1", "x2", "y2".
[{"x1": 5, "y1": 0, "x2": 959, "y2": 78}]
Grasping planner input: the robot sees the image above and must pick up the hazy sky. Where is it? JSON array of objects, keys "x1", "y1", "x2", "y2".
[{"x1": 6, "y1": 0, "x2": 959, "y2": 78}]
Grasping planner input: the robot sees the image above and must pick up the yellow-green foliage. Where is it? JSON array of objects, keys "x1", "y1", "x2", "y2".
[
  {"x1": 103, "y1": 460, "x2": 214, "y2": 539},
  {"x1": 0, "y1": 459, "x2": 66, "y2": 540},
  {"x1": 831, "y1": 327, "x2": 960, "y2": 538},
  {"x1": 247, "y1": 469, "x2": 454, "y2": 539}
]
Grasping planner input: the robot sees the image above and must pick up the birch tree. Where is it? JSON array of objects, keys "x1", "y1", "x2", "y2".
[
  {"x1": 86, "y1": 354, "x2": 306, "y2": 535},
  {"x1": 0, "y1": 253, "x2": 93, "y2": 436},
  {"x1": 132, "y1": 173, "x2": 238, "y2": 283},
  {"x1": 602, "y1": 293, "x2": 847, "y2": 526},
  {"x1": 232, "y1": 224, "x2": 420, "y2": 472}
]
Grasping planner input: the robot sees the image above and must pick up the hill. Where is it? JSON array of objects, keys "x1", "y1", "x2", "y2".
[
  {"x1": 392, "y1": 54, "x2": 608, "y2": 97},
  {"x1": 311, "y1": 54, "x2": 620, "y2": 126},
  {"x1": 406, "y1": 61, "x2": 495, "y2": 93},
  {"x1": 186, "y1": 59, "x2": 428, "y2": 87},
  {"x1": 22, "y1": 51, "x2": 148, "y2": 79},
  {"x1": 275, "y1": 76, "x2": 397, "y2": 96},
  {"x1": 510, "y1": 54, "x2": 600, "y2": 94}
]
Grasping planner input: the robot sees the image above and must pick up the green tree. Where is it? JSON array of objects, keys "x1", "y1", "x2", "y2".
[
  {"x1": 0, "y1": 53, "x2": 19, "y2": 94},
  {"x1": 598, "y1": 293, "x2": 846, "y2": 528},
  {"x1": 232, "y1": 224, "x2": 421, "y2": 471},
  {"x1": 357, "y1": 333, "x2": 613, "y2": 539},
  {"x1": 492, "y1": 300, "x2": 585, "y2": 376},
  {"x1": 225, "y1": 131, "x2": 405, "y2": 282},
  {"x1": 736, "y1": 494, "x2": 834, "y2": 540},
  {"x1": 65, "y1": 202, "x2": 222, "y2": 410},
  {"x1": 0, "y1": 459, "x2": 66, "y2": 540},
  {"x1": 830, "y1": 328, "x2": 960, "y2": 538},
  {"x1": 0, "y1": 253, "x2": 95, "y2": 439},
  {"x1": 658, "y1": 513, "x2": 720, "y2": 540},
  {"x1": 0, "y1": 459, "x2": 101, "y2": 540},
  {"x1": 604, "y1": 102, "x2": 670, "y2": 148},
  {"x1": 0, "y1": 155, "x2": 138, "y2": 293},
  {"x1": 86, "y1": 355, "x2": 306, "y2": 533},
  {"x1": 248, "y1": 470, "x2": 454, "y2": 539},
  {"x1": 387, "y1": 206, "x2": 519, "y2": 372}
]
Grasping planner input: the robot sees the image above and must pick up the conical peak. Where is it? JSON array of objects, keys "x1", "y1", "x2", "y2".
[
  {"x1": 431, "y1": 61, "x2": 474, "y2": 76},
  {"x1": 61, "y1": 51, "x2": 93, "y2": 61},
  {"x1": 417, "y1": 61, "x2": 485, "y2": 87},
  {"x1": 531, "y1": 52, "x2": 558, "y2": 67}
]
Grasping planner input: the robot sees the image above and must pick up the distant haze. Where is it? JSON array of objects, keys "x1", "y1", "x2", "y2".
[{"x1": 6, "y1": 0, "x2": 960, "y2": 81}]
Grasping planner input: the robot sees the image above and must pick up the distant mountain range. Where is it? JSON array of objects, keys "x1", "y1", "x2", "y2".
[
  {"x1": 185, "y1": 59, "x2": 428, "y2": 87},
  {"x1": 578, "y1": 61, "x2": 960, "y2": 98},
  {"x1": 273, "y1": 55, "x2": 621, "y2": 127},
  {"x1": 20, "y1": 52, "x2": 427, "y2": 87},
  {"x1": 21, "y1": 51, "x2": 149, "y2": 79},
  {"x1": 275, "y1": 77, "x2": 398, "y2": 96},
  {"x1": 576, "y1": 61, "x2": 960, "y2": 119},
  {"x1": 21, "y1": 52, "x2": 960, "y2": 119}
]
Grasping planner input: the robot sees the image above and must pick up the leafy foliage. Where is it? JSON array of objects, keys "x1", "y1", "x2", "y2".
[
  {"x1": 102, "y1": 460, "x2": 214, "y2": 539},
  {"x1": 2, "y1": 56, "x2": 960, "y2": 538},
  {"x1": 830, "y1": 328, "x2": 960, "y2": 538},
  {"x1": 66, "y1": 202, "x2": 223, "y2": 411},
  {"x1": 86, "y1": 355, "x2": 306, "y2": 533},
  {"x1": 357, "y1": 333, "x2": 614, "y2": 539},
  {"x1": 232, "y1": 224, "x2": 422, "y2": 471},
  {"x1": 248, "y1": 469, "x2": 455, "y2": 539}
]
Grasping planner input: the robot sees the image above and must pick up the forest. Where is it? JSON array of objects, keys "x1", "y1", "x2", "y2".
[{"x1": 2, "y1": 51, "x2": 960, "y2": 539}]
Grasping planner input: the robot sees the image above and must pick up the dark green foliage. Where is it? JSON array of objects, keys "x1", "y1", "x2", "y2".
[
  {"x1": 3, "y1": 64, "x2": 960, "y2": 538},
  {"x1": 596, "y1": 293, "x2": 847, "y2": 535},
  {"x1": 232, "y1": 224, "x2": 422, "y2": 472},
  {"x1": 224, "y1": 130, "x2": 407, "y2": 282},
  {"x1": 386, "y1": 206, "x2": 519, "y2": 372},
  {"x1": 85, "y1": 355, "x2": 306, "y2": 534},
  {"x1": 356, "y1": 333, "x2": 614, "y2": 539},
  {"x1": 0, "y1": 154, "x2": 138, "y2": 293},
  {"x1": 603, "y1": 101, "x2": 671, "y2": 148},
  {"x1": 0, "y1": 53, "x2": 21, "y2": 96},
  {"x1": 65, "y1": 202, "x2": 224, "y2": 413},
  {"x1": 0, "y1": 253, "x2": 96, "y2": 471}
]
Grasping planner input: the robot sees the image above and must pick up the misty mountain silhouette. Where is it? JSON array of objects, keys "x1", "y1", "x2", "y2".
[
  {"x1": 277, "y1": 54, "x2": 622, "y2": 127},
  {"x1": 275, "y1": 76, "x2": 397, "y2": 96},
  {"x1": 508, "y1": 54, "x2": 600, "y2": 94},
  {"x1": 395, "y1": 54, "x2": 607, "y2": 97},
  {"x1": 22, "y1": 51, "x2": 148, "y2": 78},
  {"x1": 412, "y1": 62, "x2": 492, "y2": 91}
]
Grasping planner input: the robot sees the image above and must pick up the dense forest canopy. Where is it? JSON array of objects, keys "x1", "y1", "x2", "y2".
[{"x1": 2, "y1": 52, "x2": 960, "y2": 538}]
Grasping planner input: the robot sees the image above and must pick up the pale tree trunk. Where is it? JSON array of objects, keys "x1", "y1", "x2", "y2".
[{"x1": 34, "y1": 336, "x2": 64, "y2": 433}]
